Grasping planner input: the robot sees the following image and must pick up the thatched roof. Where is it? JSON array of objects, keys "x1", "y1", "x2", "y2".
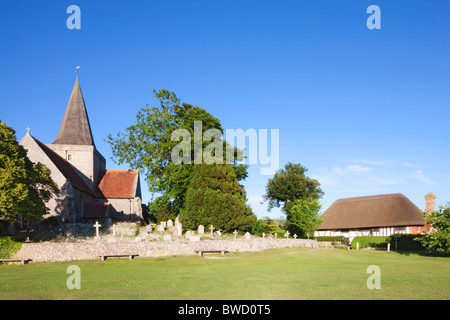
[{"x1": 318, "y1": 193, "x2": 426, "y2": 230}]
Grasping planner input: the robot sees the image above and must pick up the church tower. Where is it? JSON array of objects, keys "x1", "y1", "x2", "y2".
[{"x1": 46, "y1": 75, "x2": 106, "y2": 193}]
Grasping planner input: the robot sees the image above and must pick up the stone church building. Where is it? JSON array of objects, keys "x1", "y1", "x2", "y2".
[{"x1": 19, "y1": 75, "x2": 143, "y2": 225}]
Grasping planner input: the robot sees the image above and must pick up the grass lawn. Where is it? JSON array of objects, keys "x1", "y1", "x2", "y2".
[{"x1": 0, "y1": 247, "x2": 449, "y2": 300}]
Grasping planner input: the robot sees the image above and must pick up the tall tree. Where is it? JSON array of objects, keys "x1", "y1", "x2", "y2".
[
  {"x1": 182, "y1": 164, "x2": 256, "y2": 232},
  {"x1": 107, "y1": 89, "x2": 248, "y2": 216},
  {"x1": 0, "y1": 121, "x2": 59, "y2": 223},
  {"x1": 264, "y1": 162, "x2": 323, "y2": 214},
  {"x1": 286, "y1": 198, "x2": 323, "y2": 239},
  {"x1": 418, "y1": 203, "x2": 450, "y2": 253}
]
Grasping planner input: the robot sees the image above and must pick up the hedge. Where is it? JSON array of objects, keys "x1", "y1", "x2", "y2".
[
  {"x1": 387, "y1": 234, "x2": 424, "y2": 250},
  {"x1": 350, "y1": 234, "x2": 425, "y2": 250},
  {"x1": 0, "y1": 237, "x2": 22, "y2": 260},
  {"x1": 351, "y1": 236, "x2": 389, "y2": 249}
]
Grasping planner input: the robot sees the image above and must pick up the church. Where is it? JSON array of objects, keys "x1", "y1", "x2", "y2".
[{"x1": 19, "y1": 75, "x2": 143, "y2": 225}]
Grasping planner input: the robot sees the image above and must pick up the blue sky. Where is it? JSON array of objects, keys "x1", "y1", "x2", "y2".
[{"x1": 1, "y1": 0, "x2": 449, "y2": 219}]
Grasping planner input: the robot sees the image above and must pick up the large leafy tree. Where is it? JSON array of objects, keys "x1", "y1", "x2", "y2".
[
  {"x1": 182, "y1": 164, "x2": 256, "y2": 232},
  {"x1": 107, "y1": 89, "x2": 248, "y2": 218},
  {"x1": 286, "y1": 198, "x2": 323, "y2": 239},
  {"x1": 0, "y1": 121, "x2": 59, "y2": 223},
  {"x1": 264, "y1": 162, "x2": 324, "y2": 214},
  {"x1": 418, "y1": 203, "x2": 450, "y2": 253}
]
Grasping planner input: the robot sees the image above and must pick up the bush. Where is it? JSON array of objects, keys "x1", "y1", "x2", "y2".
[
  {"x1": 351, "y1": 236, "x2": 389, "y2": 249},
  {"x1": 0, "y1": 237, "x2": 22, "y2": 260},
  {"x1": 387, "y1": 234, "x2": 424, "y2": 250},
  {"x1": 251, "y1": 217, "x2": 282, "y2": 236}
]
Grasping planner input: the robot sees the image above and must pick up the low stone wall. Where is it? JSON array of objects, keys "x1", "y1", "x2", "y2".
[{"x1": 13, "y1": 239, "x2": 318, "y2": 262}]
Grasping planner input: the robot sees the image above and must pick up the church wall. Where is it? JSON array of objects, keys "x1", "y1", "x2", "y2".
[
  {"x1": 93, "y1": 148, "x2": 106, "y2": 189},
  {"x1": 47, "y1": 144, "x2": 96, "y2": 192},
  {"x1": 106, "y1": 197, "x2": 143, "y2": 222},
  {"x1": 20, "y1": 135, "x2": 68, "y2": 188}
]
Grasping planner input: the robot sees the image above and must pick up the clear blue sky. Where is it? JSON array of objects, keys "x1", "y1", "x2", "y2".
[{"x1": 1, "y1": 0, "x2": 449, "y2": 219}]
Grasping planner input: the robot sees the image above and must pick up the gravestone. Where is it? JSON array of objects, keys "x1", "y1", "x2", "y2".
[
  {"x1": 176, "y1": 222, "x2": 182, "y2": 236},
  {"x1": 267, "y1": 234, "x2": 274, "y2": 240},
  {"x1": 161, "y1": 221, "x2": 167, "y2": 228},
  {"x1": 293, "y1": 234, "x2": 298, "y2": 239},
  {"x1": 172, "y1": 228, "x2": 179, "y2": 238},
  {"x1": 284, "y1": 231, "x2": 290, "y2": 239},
  {"x1": 244, "y1": 232, "x2": 251, "y2": 240},
  {"x1": 215, "y1": 230, "x2": 221, "y2": 236},
  {"x1": 233, "y1": 230, "x2": 238, "y2": 239},
  {"x1": 262, "y1": 232, "x2": 266, "y2": 239},
  {"x1": 93, "y1": 221, "x2": 101, "y2": 241},
  {"x1": 209, "y1": 225, "x2": 214, "y2": 236},
  {"x1": 198, "y1": 225, "x2": 204, "y2": 234},
  {"x1": 167, "y1": 219, "x2": 174, "y2": 228},
  {"x1": 157, "y1": 224, "x2": 165, "y2": 233}
]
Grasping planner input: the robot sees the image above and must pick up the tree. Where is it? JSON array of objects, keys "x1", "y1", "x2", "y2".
[
  {"x1": 251, "y1": 216, "x2": 283, "y2": 236},
  {"x1": 107, "y1": 89, "x2": 248, "y2": 216},
  {"x1": 264, "y1": 162, "x2": 323, "y2": 214},
  {"x1": 0, "y1": 121, "x2": 59, "y2": 223},
  {"x1": 418, "y1": 203, "x2": 450, "y2": 253},
  {"x1": 285, "y1": 198, "x2": 323, "y2": 239},
  {"x1": 182, "y1": 164, "x2": 256, "y2": 232}
]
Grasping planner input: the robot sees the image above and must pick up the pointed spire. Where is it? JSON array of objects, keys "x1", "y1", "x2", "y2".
[{"x1": 53, "y1": 74, "x2": 95, "y2": 146}]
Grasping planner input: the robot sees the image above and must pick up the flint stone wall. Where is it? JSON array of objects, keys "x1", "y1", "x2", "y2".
[{"x1": 13, "y1": 239, "x2": 318, "y2": 262}]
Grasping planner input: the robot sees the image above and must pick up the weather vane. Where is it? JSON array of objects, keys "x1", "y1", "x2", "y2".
[{"x1": 76, "y1": 66, "x2": 80, "y2": 75}]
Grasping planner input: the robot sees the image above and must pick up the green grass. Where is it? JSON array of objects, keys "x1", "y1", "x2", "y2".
[{"x1": 0, "y1": 248, "x2": 449, "y2": 300}]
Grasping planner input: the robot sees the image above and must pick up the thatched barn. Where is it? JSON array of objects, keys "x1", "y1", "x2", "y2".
[{"x1": 314, "y1": 193, "x2": 432, "y2": 242}]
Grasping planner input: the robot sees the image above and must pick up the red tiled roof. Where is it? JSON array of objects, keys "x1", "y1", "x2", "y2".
[
  {"x1": 97, "y1": 170, "x2": 139, "y2": 199},
  {"x1": 31, "y1": 135, "x2": 93, "y2": 195}
]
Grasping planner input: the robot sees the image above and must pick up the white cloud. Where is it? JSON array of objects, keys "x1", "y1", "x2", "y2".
[
  {"x1": 412, "y1": 170, "x2": 434, "y2": 185},
  {"x1": 346, "y1": 165, "x2": 371, "y2": 174}
]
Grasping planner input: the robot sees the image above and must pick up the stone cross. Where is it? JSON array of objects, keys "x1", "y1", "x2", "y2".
[
  {"x1": 274, "y1": 233, "x2": 277, "y2": 239},
  {"x1": 93, "y1": 221, "x2": 101, "y2": 236},
  {"x1": 262, "y1": 232, "x2": 266, "y2": 239},
  {"x1": 209, "y1": 225, "x2": 214, "y2": 236},
  {"x1": 293, "y1": 234, "x2": 298, "y2": 239},
  {"x1": 26, "y1": 127, "x2": 31, "y2": 134},
  {"x1": 284, "y1": 231, "x2": 290, "y2": 239},
  {"x1": 93, "y1": 221, "x2": 101, "y2": 239},
  {"x1": 233, "y1": 230, "x2": 238, "y2": 239}
]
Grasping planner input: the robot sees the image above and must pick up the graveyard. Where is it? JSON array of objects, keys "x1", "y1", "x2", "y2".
[
  {"x1": 1, "y1": 219, "x2": 449, "y2": 300},
  {"x1": 1, "y1": 246, "x2": 449, "y2": 300}
]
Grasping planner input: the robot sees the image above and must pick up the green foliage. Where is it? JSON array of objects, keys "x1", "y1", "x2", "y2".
[
  {"x1": 264, "y1": 162, "x2": 323, "y2": 213},
  {"x1": 147, "y1": 195, "x2": 178, "y2": 223},
  {"x1": 251, "y1": 216, "x2": 283, "y2": 236},
  {"x1": 388, "y1": 234, "x2": 424, "y2": 251},
  {"x1": 182, "y1": 164, "x2": 256, "y2": 232},
  {"x1": 285, "y1": 198, "x2": 323, "y2": 239},
  {"x1": 0, "y1": 121, "x2": 59, "y2": 223},
  {"x1": 0, "y1": 236, "x2": 22, "y2": 259},
  {"x1": 351, "y1": 236, "x2": 389, "y2": 249},
  {"x1": 417, "y1": 203, "x2": 450, "y2": 253},
  {"x1": 107, "y1": 89, "x2": 248, "y2": 216}
]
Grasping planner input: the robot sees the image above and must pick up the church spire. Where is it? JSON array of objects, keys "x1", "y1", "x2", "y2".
[{"x1": 53, "y1": 74, "x2": 95, "y2": 146}]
